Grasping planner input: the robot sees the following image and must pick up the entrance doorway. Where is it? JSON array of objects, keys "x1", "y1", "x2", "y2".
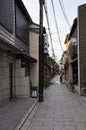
[{"x1": 9, "y1": 63, "x2": 13, "y2": 100}]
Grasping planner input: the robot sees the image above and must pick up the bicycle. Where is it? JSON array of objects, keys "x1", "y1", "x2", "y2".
[
  {"x1": 67, "y1": 81, "x2": 74, "y2": 92},
  {"x1": 81, "y1": 88, "x2": 86, "y2": 96}
]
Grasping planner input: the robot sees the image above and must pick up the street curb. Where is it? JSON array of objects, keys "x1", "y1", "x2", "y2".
[{"x1": 14, "y1": 99, "x2": 39, "y2": 130}]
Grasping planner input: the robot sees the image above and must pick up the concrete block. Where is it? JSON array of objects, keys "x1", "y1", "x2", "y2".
[
  {"x1": 16, "y1": 77, "x2": 30, "y2": 86},
  {"x1": 16, "y1": 86, "x2": 30, "y2": 98},
  {"x1": 15, "y1": 68, "x2": 25, "y2": 77}
]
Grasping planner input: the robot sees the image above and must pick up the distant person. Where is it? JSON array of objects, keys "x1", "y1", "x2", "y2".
[{"x1": 60, "y1": 73, "x2": 63, "y2": 82}]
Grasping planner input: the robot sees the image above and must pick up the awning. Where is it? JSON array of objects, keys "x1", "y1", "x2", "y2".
[
  {"x1": 0, "y1": 38, "x2": 37, "y2": 63},
  {"x1": 16, "y1": 54, "x2": 37, "y2": 63}
]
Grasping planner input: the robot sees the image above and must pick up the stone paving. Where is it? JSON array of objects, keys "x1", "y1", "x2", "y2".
[
  {"x1": 0, "y1": 98, "x2": 37, "y2": 130},
  {"x1": 21, "y1": 75, "x2": 86, "y2": 130}
]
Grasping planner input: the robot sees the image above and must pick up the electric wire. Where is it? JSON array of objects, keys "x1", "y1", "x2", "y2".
[
  {"x1": 44, "y1": 0, "x2": 56, "y2": 59},
  {"x1": 51, "y1": 0, "x2": 64, "y2": 52},
  {"x1": 59, "y1": 0, "x2": 71, "y2": 28},
  {"x1": 44, "y1": 1, "x2": 55, "y2": 58}
]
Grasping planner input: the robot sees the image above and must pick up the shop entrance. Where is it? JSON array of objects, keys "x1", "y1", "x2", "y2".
[{"x1": 9, "y1": 63, "x2": 13, "y2": 100}]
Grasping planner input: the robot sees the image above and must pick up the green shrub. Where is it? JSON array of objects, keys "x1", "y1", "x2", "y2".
[{"x1": 44, "y1": 72, "x2": 52, "y2": 88}]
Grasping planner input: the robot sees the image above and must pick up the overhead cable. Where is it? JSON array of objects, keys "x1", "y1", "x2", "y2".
[
  {"x1": 59, "y1": 0, "x2": 71, "y2": 28},
  {"x1": 44, "y1": 1, "x2": 55, "y2": 59},
  {"x1": 51, "y1": 0, "x2": 64, "y2": 52}
]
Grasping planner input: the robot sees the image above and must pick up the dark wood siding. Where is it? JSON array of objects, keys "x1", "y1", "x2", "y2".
[
  {"x1": 15, "y1": 1, "x2": 29, "y2": 45},
  {"x1": 0, "y1": 0, "x2": 13, "y2": 33}
]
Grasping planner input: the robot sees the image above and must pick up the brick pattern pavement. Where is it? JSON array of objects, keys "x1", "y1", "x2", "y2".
[{"x1": 21, "y1": 75, "x2": 86, "y2": 130}]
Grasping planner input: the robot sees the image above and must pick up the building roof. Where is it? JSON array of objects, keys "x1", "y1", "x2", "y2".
[
  {"x1": 68, "y1": 18, "x2": 77, "y2": 40},
  {"x1": 16, "y1": 0, "x2": 33, "y2": 23},
  {"x1": 64, "y1": 34, "x2": 69, "y2": 44}
]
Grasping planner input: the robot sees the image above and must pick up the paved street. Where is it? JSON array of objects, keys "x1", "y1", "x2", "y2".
[
  {"x1": 0, "y1": 98, "x2": 38, "y2": 130},
  {"x1": 21, "y1": 75, "x2": 86, "y2": 130}
]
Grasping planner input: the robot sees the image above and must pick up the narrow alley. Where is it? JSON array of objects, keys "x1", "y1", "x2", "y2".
[
  {"x1": 20, "y1": 75, "x2": 86, "y2": 130},
  {"x1": 0, "y1": 1, "x2": 86, "y2": 130}
]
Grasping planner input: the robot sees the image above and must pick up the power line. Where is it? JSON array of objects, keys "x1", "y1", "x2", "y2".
[
  {"x1": 44, "y1": 1, "x2": 55, "y2": 59},
  {"x1": 51, "y1": 0, "x2": 64, "y2": 52},
  {"x1": 59, "y1": 0, "x2": 71, "y2": 28}
]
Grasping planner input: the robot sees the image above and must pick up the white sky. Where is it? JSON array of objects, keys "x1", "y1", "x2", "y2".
[{"x1": 22, "y1": 0, "x2": 86, "y2": 61}]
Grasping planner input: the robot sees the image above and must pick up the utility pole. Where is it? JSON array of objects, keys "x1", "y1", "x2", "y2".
[{"x1": 39, "y1": 0, "x2": 44, "y2": 102}]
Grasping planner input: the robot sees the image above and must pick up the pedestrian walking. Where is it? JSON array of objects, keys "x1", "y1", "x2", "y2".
[{"x1": 59, "y1": 73, "x2": 63, "y2": 82}]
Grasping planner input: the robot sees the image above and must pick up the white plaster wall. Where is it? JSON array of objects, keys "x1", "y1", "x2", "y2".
[
  {"x1": 29, "y1": 25, "x2": 39, "y2": 87},
  {"x1": 30, "y1": 63, "x2": 38, "y2": 87},
  {"x1": 15, "y1": 59, "x2": 30, "y2": 98}
]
